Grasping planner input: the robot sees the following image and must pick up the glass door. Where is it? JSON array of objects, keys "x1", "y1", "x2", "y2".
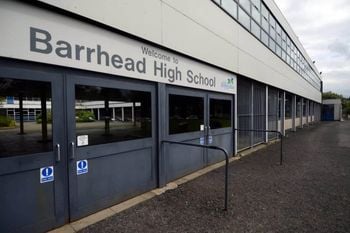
[
  {"x1": 206, "y1": 93, "x2": 233, "y2": 164},
  {"x1": 66, "y1": 73, "x2": 157, "y2": 221},
  {"x1": 0, "y1": 66, "x2": 66, "y2": 233}
]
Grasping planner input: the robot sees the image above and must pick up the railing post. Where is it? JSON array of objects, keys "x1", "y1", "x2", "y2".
[
  {"x1": 163, "y1": 140, "x2": 230, "y2": 211},
  {"x1": 280, "y1": 132, "x2": 283, "y2": 165}
]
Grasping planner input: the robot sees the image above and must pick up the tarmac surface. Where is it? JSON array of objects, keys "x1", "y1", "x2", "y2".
[{"x1": 80, "y1": 121, "x2": 350, "y2": 233}]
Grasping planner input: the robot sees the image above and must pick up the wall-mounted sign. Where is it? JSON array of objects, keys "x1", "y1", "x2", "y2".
[
  {"x1": 40, "y1": 166, "x2": 54, "y2": 183},
  {"x1": 77, "y1": 160, "x2": 88, "y2": 175},
  {"x1": 77, "y1": 135, "x2": 89, "y2": 147},
  {"x1": 0, "y1": 1, "x2": 236, "y2": 95}
]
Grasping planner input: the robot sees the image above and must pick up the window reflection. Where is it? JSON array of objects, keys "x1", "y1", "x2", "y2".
[
  {"x1": 75, "y1": 85, "x2": 152, "y2": 146},
  {"x1": 0, "y1": 78, "x2": 52, "y2": 157},
  {"x1": 210, "y1": 99, "x2": 231, "y2": 129},
  {"x1": 169, "y1": 94, "x2": 204, "y2": 134}
]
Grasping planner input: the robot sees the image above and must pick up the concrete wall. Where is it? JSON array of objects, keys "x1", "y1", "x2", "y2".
[
  {"x1": 37, "y1": 0, "x2": 322, "y2": 103},
  {"x1": 285, "y1": 118, "x2": 293, "y2": 130}
]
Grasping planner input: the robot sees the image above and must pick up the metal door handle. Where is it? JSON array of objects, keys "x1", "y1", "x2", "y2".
[
  {"x1": 56, "y1": 144, "x2": 61, "y2": 162},
  {"x1": 70, "y1": 142, "x2": 75, "y2": 160}
]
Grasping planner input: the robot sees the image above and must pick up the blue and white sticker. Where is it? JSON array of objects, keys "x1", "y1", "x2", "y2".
[
  {"x1": 77, "y1": 160, "x2": 88, "y2": 175},
  {"x1": 40, "y1": 166, "x2": 54, "y2": 183},
  {"x1": 200, "y1": 137, "x2": 205, "y2": 145},
  {"x1": 208, "y1": 135, "x2": 213, "y2": 144}
]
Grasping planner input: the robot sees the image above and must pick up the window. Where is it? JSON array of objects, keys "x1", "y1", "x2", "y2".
[
  {"x1": 75, "y1": 85, "x2": 152, "y2": 146},
  {"x1": 210, "y1": 99, "x2": 231, "y2": 129},
  {"x1": 238, "y1": 7, "x2": 250, "y2": 30},
  {"x1": 269, "y1": 38, "x2": 276, "y2": 52},
  {"x1": 251, "y1": 20, "x2": 260, "y2": 39},
  {"x1": 285, "y1": 94, "x2": 293, "y2": 119},
  {"x1": 221, "y1": 0, "x2": 238, "y2": 19},
  {"x1": 0, "y1": 78, "x2": 52, "y2": 157},
  {"x1": 169, "y1": 94, "x2": 204, "y2": 134},
  {"x1": 261, "y1": 4, "x2": 269, "y2": 32},
  {"x1": 261, "y1": 30, "x2": 269, "y2": 46},
  {"x1": 251, "y1": 0, "x2": 261, "y2": 24},
  {"x1": 239, "y1": 0, "x2": 251, "y2": 14},
  {"x1": 282, "y1": 50, "x2": 286, "y2": 61},
  {"x1": 276, "y1": 45, "x2": 282, "y2": 57}
]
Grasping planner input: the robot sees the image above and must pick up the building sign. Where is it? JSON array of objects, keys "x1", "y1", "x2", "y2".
[{"x1": 0, "y1": 1, "x2": 236, "y2": 94}]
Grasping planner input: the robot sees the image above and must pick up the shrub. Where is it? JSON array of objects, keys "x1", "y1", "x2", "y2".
[
  {"x1": 76, "y1": 110, "x2": 95, "y2": 122},
  {"x1": 0, "y1": 115, "x2": 16, "y2": 127},
  {"x1": 36, "y1": 111, "x2": 52, "y2": 124}
]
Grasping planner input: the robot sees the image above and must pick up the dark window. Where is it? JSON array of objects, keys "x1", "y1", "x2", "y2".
[
  {"x1": 0, "y1": 78, "x2": 52, "y2": 157},
  {"x1": 75, "y1": 85, "x2": 152, "y2": 146},
  {"x1": 285, "y1": 94, "x2": 293, "y2": 119},
  {"x1": 210, "y1": 99, "x2": 232, "y2": 129},
  {"x1": 169, "y1": 94, "x2": 204, "y2": 134}
]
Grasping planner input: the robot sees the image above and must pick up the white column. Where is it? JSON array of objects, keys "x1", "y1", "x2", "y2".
[
  {"x1": 97, "y1": 108, "x2": 100, "y2": 121},
  {"x1": 121, "y1": 107, "x2": 125, "y2": 121},
  {"x1": 132, "y1": 103, "x2": 135, "y2": 122},
  {"x1": 112, "y1": 108, "x2": 115, "y2": 120}
]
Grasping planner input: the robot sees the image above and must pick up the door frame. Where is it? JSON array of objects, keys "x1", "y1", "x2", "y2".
[
  {"x1": 0, "y1": 59, "x2": 68, "y2": 232},
  {"x1": 65, "y1": 72, "x2": 157, "y2": 221}
]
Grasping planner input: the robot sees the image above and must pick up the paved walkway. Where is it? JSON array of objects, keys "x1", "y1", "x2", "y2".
[{"x1": 80, "y1": 121, "x2": 350, "y2": 233}]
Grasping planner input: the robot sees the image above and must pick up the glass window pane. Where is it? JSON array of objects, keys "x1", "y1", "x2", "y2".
[
  {"x1": 261, "y1": 4, "x2": 268, "y2": 18},
  {"x1": 285, "y1": 94, "x2": 293, "y2": 119},
  {"x1": 169, "y1": 94, "x2": 204, "y2": 134},
  {"x1": 262, "y1": 16, "x2": 269, "y2": 32},
  {"x1": 75, "y1": 85, "x2": 152, "y2": 146},
  {"x1": 251, "y1": 0, "x2": 261, "y2": 10},
  {"x1": 276, "y1": 45, "x2": 282, "y2": 57},
  {"x1": 282, "y1": 30, "x2": 286, "y2": 41},
  {"x1": 239, "y1": 0, "x2": 251, "y2": 14},
  {"x1": 238, "y1": 7, "x2": 250, "y2": 30},
  {"x1": 282, "y1": 50, "x2": 286, "y2": 61},
  {"x1": 269, "y1": 38, "x2": 276, "y2": 52},
  {"x1": 282, "y1": 40, "x2": 287, "y2": 50},
  {"x1": 251, "y1": 20, "x2": 260, "y2": 39},
  {"x1": 221, "y1": 0, "x2": 237, "y2": 19},
  {"x1": 251, "y1": 6, "x2": 261, "y2": 24},
  {"x1": 276, "y1": 34, "x2": 282, "y2": 46},
  {"x1": 261, "y1": 30, "x2": 269, "y2": 46},
  {"x1": 270, "y1": 26, "x2": 276, "y2": 40},
  {"x1": 210, "y1": 99, "x2": 231, "y2": 129},
  {"x1": 269, "y1": 15, "x2": 276, "y2": 27},
  {"x1": 0, "y1": 78, "x2": 52, "y2": 157}
]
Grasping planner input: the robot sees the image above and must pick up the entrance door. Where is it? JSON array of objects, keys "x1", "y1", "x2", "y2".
[
  {"x1": 65, "y1": 73, "x2": 157, "y2": 221},
  {"x1": 164, "y1": 86, "x2": 233, "y2": 182},
  {"x1": 206, "y1": 93, "x2": 233, "y2": 165},
  {"x1": 0, "y1": 65, "x2": 66, "y2": 233}
]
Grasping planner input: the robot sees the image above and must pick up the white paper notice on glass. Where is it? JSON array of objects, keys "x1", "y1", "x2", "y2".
[
  {"x1": 77, "y1": 135, "x2": 89, "y2": 147},
  {"x1": 200, "y1": 124, "x2": 205, "y2": 131}
]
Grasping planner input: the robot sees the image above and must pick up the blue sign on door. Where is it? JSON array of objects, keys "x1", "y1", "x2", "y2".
[
  {"x1": 40, "y1": 166, "x2": 54, "y2": 183},
  {"x1": 77, "y1": 160, "x2": 88, "y2": 175}
]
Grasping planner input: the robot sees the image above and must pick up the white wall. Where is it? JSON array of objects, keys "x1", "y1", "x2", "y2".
[{"x1": 23, "y1": 0, "x2": 321, "y2": 102}]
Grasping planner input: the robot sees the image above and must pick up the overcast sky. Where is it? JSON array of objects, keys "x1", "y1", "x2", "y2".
[{"x1": 274, "y1": 0, "x2": 350, "y2": 98}]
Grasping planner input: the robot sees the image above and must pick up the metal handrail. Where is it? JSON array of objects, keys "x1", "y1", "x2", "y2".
[
  {"x1": 162, "y1": 140, "x2": 230, "y2": 211},
  {"x1": 234, "y1": 129, "x2": 283, "y2": 165}
]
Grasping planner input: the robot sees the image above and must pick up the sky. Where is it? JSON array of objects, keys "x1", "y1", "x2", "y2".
[{"x1": 274, "y1": 0, "x2": 350, "y2": 98}]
